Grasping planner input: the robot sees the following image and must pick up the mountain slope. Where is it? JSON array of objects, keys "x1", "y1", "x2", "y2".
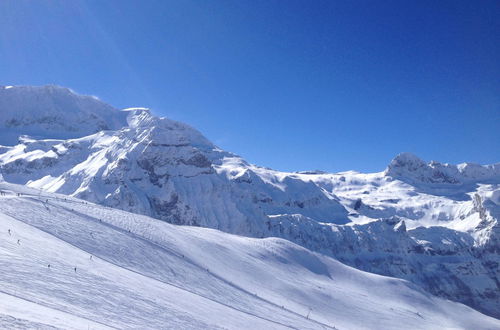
[
  {"x1": 0, "y1": 181, "x2": 498, "y2": 329},
  {"x1": 0, "y1": 107, "x2": 349, "y2": 234},
  {"x1": 0, "y1": 85, "x2": 498, "y2": 318}
]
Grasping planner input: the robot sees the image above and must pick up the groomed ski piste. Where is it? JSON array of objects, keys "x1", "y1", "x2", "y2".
[{"x1": 1, "y1": 181, "x2": 499, "y2": 330}]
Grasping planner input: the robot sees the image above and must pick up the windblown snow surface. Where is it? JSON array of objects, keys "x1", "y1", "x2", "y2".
[
  {"x1": 0, "y1": 85, "x2": 499, "y2": 328},
  {"x1": 0, "y1": 182, "x2": 498, "y2": 329}
]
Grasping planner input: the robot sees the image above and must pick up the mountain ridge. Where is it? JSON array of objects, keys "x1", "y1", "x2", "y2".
[{"x1": 0, "y1": 85, "x2": 498, "y2": 318}]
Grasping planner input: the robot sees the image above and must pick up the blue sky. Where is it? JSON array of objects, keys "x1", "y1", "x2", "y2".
[{"x1": 1, "y1": 0, "x2": 498, "y2": 172}]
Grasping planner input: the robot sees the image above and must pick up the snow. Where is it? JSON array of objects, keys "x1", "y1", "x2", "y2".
[
  {"x1": 0, "y1": 85, "x2": 127, "y2": 145},
  {"x1": 0, "y1": 85, "x2": 499, "y2": 321},
  {"x1": 386, "y1": 152, "x2": 500, "y2": 185},
  {"x1": 121, "y1": 107, "x2": 150, "y2": 112},
  {"x1": 0, "y1": 182, "x2": 498, "y2": 329},
  {"x1": 0, "y1": 293, "x2": 112, "y2": 330}
]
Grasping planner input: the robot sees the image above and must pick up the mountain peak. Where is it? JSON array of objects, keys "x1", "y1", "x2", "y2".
[
  {"x1": 0, "y1": 85, "x2": 127, "y2": 145},
  {"x1": 385, "y1": 153, "x2": 461, "y2": 184},
  {"x1": 388, "y1": 152, "x2": 427, "y2": 170},
  {"x1": 385, "y1": 153, "x2": 500, "y2": 185},
  {"x1": 2, "y1": 84, "x2": 86, "y2": 99}
]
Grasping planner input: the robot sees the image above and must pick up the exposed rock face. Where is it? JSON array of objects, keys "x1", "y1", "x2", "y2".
[{"x1": 0, "y1": 86, "x2": 498, "y2": 318}]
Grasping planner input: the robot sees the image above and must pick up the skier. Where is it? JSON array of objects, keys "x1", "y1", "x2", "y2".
[
  {"x1": 90, "y1": 255, "x2": 93, "y2": 260},
  {"x1": 48, "y1": 264, "x2": 51, "y2": 268},
  {"x1": 74, "y1": 267, "x2": 77, "y2": 272},
  {"x1": 7, "y1": 229, "x2": 11, "y2": 236},
  {"x1": 17, "y1": 239, "x2": 20, "y2": 245}
]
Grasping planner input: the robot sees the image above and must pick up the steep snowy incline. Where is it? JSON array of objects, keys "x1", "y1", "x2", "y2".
[
  {"x1": 0, "y1": 85, "x2": 127, "y2": 145},
  {"x1": 0, "y1": 182, "x2": 498, "y2": 330}
]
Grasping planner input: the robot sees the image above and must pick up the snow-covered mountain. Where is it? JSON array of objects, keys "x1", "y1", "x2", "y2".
[
  {"x1": 0, "y1": 85, "x2": 498, "y2": 320},
  {"x1": 0, "y1": 103, "x2": 349, "y2": 235},
  {"x1": 1, "y1": 181, "x2": 499, "y2": 329},
  {"x1": 0, "y1": 85, "x2": 127, "y2": 145},
  {"x1": 386, "y1": 151, "x2": 500, "y2": 185}
]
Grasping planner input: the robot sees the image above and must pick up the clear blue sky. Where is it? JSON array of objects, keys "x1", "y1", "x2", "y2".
[{"x1": 1, "y1": 0, "x2": 498, "y2": 172}]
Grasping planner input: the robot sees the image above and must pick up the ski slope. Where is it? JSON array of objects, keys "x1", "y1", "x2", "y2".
[{"x1": 0, "y1": 182, "x2": 498, "y2": 329}]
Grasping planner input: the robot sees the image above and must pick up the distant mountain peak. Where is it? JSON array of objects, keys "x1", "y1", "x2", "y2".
[
  {"x1": 385, "y1": 152, "x2": 500, "y2": 184},
  {"x1": 391, "y1": 152, "x2": 424, "y2": 163},
  {"x1": 2, "y1": 84, "x2": 89, "y2": 99},
  {"x1": 388, "y1": 152, "x2": 427, "y2": 171}
]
